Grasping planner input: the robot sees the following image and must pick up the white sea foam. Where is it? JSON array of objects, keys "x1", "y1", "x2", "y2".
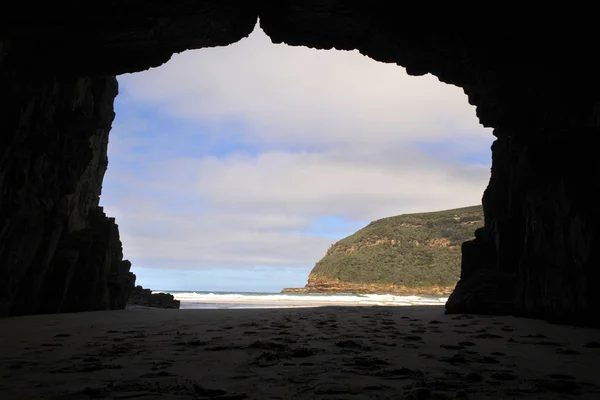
[{"x1": 154, "y1": 291, "x2": 448, "y2": 309}]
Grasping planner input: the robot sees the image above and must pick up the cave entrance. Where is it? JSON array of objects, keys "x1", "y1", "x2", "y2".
[{"x1": 101, "y1": 24, "x2": 493, "y2": 306}]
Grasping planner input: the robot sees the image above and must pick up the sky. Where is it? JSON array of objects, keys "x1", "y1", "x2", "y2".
[{"x1": 100, "y1": 23, "x2": 493, "y2": 293}]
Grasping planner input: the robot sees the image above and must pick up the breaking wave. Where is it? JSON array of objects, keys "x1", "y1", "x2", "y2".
[{"x1": 153, "y1": 290, "x2": 448, "y2": 309}]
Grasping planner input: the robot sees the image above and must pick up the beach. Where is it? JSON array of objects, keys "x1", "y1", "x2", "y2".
[
  {"x1": 1, "y1": 306, "x2": 599, "y2": 400},
  {"x1": 167, "y1": 291, "x2": 450, "y2": 309}
]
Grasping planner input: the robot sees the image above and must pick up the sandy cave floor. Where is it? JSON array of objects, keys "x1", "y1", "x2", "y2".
[{"x1": 1, "y1": 306, "x2": 599, "y2": 400}]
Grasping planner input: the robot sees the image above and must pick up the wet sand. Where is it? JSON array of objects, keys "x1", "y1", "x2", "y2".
[{"x1": 1, "y1": 306, "x2": 599, "y2": 399}]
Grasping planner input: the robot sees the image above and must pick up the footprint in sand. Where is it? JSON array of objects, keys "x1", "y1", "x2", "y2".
[
  {"x1": 547, "y1": 373, "x2": 575, "y2": 380},
  {"x1": 555, "y1": 348, "x2": 581, "y2": 355},
  {"x1": 520, "y1": 333, "x2": 547, "y2": 338},
  {"x1": 439, "y1": 351, "x2": 499, "y2": 365},
  {"x1": 290, "y1": 347, "x2": 316, "y2": 358},
  {"x1": 177, "y1": 339, "x2": 207, "y2": 347},
  {"x1": 490, "y1": 371, "x2": 518, "y2": 381},
  {"x1": 374, "y1": 341, "x2": 397, "y2": 347},
  {"x1": 465, "y1": 371, "x2": 483, "y2": 382},
  {"x1": 348, "y1": 356, "x2": 390, "y2": 368},
  {"x1": 334, "y1": 339, "x2": 370, "y2": 350},
  {"x1": 193, "y1": 384, "x2": 228, "y2": 397},
  {"x1": 248, "y1": 340, "x2": 289, "y2": 352},
  {"x1": 375, "y1": 367, "x2": 424, "y2": 379},
  {"x1": 440, "y1": 344, "x2": 465, "y2": 350},
  {"x1": 401, "y1": 335, "x2": 423, "y2": 342},
  {"x1": 508, "y1": 337, "x2": 564, "y2": 346},
  {"x1": 140, "y1": 370, "x2": 175, "y2": 378},
  {"x1": 451, "y1": 314, "x2": 474, "y2": 320},
  {"x1": 472, "y1": 332, "x2": 503, "y2": 339},
  {"x1": 205, "y1": 345, "x2": 243, "y2": 351},
  {"x1": 313, "y1": 382, "x2": 361, "y2": 395},
  {"x1": 402, "y1": 343, "x2": 420, "y2": 349}
]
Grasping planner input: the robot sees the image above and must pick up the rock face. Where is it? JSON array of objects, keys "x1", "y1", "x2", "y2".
[
  {"x1": 2, "y1": 3, "x2": 600, "y2": 326},
  {"x1": 282, "y1": 206, "x2": 483, "y2": 296},
  {"x1": 128, "y1": 286, "x2": 180, "y2": 309},
  {"x1": 0, "y1": 73, "x2": 135, "y2": 316},
  {"x1": 282, "y1": 274, "x2": 455, "y2": 297}
]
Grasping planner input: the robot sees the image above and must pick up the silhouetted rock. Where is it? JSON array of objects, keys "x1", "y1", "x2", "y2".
[
  {"x1": 128, "y1": 286, "x2": 180, "y2": 309},
  {"x1": 446, "y1": 267, "x2": 516, "y2": 316},
  {"x1": 0, "y1": 74, "x2": 135, "y2": 316},
  {"x1": 2, "y1": 4, "x2": 600, "y2": 325}
]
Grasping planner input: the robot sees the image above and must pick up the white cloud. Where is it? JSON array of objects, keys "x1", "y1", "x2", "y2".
[
  {"x1": 105, "y1": 147, "x2": 489, "y2": 271},
  {"x1": 104, "y1": 23, "x2": 493, "y2": 277},
  {"x1": 119, "y1": 25, "x2": 488, "y2": 149},
  {"x1": 109, "y1": 197, "x2": 333, "y2": 270},
  {"x1": 193, "y1": 149, "x2": 487, "y2": 220}
]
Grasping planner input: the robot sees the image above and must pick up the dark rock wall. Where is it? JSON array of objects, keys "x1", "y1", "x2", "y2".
[
  {"x1": 2, "y1": 2, "x2": 599, "y2": 325},
  {"x1": 0, "y1": 71, "x2": 135, "y2": 316},
  {"x1": 452, "y1": 127, "x2": 600, "y2": 326}
]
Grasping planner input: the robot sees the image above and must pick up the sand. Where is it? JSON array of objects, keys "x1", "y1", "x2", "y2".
[{"x1": 1, "y1": 306, "x2": 599, "y2": 400}]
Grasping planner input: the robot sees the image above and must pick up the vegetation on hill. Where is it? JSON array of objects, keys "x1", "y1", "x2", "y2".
[{"x1": 309, "y1": 205, "x2": 483, "y2": 289}]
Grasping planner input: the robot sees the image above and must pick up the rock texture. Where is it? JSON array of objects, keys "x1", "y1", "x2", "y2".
[
  {"x1": 282, "y1": 274, "x2": 454, "y2": 297},
  {"x1": 0, "y1": 73, "x2": 135, "y2": 316},
  {"x1": 2, "y1": 3, "x2": 600, "y2": 325},
  {"x1": 127, "y1": 286, "x2": 180, "y2": 309}
]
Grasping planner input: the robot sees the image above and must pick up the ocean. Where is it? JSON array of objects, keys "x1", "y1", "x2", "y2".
[{"x1": 154, "y1": 290, "x2": 449, "y2": 309}]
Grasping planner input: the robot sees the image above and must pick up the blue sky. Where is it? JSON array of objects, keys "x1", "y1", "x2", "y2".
[{"x1": 100, "y1": 24, "x2": 493, "y2": 293}]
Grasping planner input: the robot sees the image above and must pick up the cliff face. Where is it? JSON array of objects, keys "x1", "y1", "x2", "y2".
[
  {"x1": 2, "y1": 3, "x2": 600, "y2": 325},
  {"x1": 282, "y1": 206, "x2": 483, "y2": 296},
  {"x1": 447, "y1": 128, "x2": 600, "y2": 324},
  {"x1": 0, "y1": 73, "x2": 135, "y2": 316},
  {"x1": 283, "y1": 274, "x2": 455, "y2": 297}
]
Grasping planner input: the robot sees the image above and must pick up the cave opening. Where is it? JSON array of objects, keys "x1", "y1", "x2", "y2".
[
  {"x1": 4, "y1": 7, "x2": 600, "y2": 399},
  {"x1": 101, "y1": 23, "x2": 493, "y2": 304}
]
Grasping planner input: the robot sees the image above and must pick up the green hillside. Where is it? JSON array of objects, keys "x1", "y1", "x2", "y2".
[{"x1": 310, "y1": 205, "x2": 484, "y2": 288}]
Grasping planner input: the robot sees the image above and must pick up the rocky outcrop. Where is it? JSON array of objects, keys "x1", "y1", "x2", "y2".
[
  {"x1": 282, "y1": 273, "x2": 454, "y2": 297},
  {"x1": 128, "y1": 286, "x2": 180, "y2": 309},
  {"x1": 289, "y1": 206, "x2": 483, "y2": 293},
  {"x1": 2, "y1": 3, "x2": 600, "y2": 325}
]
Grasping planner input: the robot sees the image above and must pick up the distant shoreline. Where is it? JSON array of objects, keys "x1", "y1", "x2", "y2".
[
  {"x1": 149, "y1": 290, "x2": 450, "y2": 309},
  {"x1": 280, "y1": 285, "x2": 455, "y2": 297}
]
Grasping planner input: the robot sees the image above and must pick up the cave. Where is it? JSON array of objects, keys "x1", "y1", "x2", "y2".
[{"x1": 1, "y1": 2, "x2": 599, "y2": 327}]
